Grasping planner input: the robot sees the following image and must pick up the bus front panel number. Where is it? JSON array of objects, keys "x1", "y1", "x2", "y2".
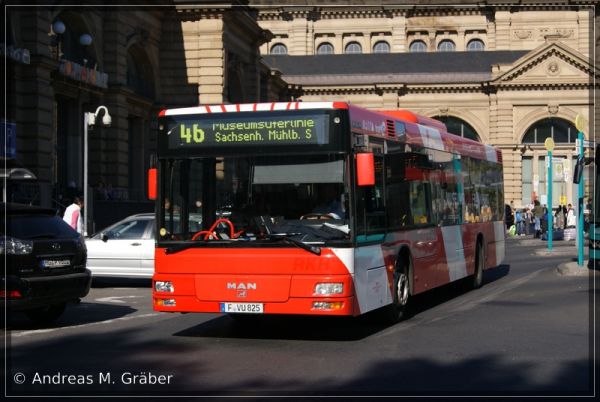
[{"x1": 180, "y1": 124, "x2": 205, "y2": 144}]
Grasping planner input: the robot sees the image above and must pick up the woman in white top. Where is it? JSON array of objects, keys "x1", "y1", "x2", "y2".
[
  {"x1": 63, "y1": 196, "x2": 84, "y2": 234},
  {"x1": 566, "y1": 204, "x2": 577, "y2": 228}
]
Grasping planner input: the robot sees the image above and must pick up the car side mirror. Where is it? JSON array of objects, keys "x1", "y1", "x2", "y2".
[{"x1": 100, "y1": 233, "x2": 108, "y2": 242}]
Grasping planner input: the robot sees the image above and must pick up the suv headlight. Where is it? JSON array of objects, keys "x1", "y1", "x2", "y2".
[{"x1": 0, "y1": 236, "x2": 33, "y2": 255}]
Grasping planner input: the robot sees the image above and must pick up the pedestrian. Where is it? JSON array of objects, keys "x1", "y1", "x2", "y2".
[
  {"x1": 515, "y1": 208, "x2": 523, "y2": 235},
  {"x1": 505, "y1": 204, "x2": 514, "y2": 230},
  {"x1": 532, "y1": 200, "x2": 544, "y2": 238},
  {"x1": 554, "y1": 205, "x2": 565, "y2": 230},
  {"x1": 522, "y1": 208, "x2": 531, "y2": 235},
  {"x1": 566, "y1": 203, "x2": 576, "y2": 228},
  {"x1": 63, "y1": 196, "x2": 84, "y2": 235}
]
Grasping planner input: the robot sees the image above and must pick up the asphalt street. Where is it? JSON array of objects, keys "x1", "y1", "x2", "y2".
[{"x1": 4, "y1": 237, "x2": 597, "y2": 398}]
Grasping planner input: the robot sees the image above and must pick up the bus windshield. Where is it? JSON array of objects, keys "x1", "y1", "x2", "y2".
[{"x1": 158, "y1": 153, "x2": 350, "y2": 245}]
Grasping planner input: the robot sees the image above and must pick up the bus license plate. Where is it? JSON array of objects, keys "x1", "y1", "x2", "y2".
[
  {"x1": 42, "y1": 259, "x2": 70, "y2": 268},
  {"x1": 220, "y1": 302, "x2": 264, "y2": 314}
]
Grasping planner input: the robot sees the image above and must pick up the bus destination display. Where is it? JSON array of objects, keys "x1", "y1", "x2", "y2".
[{"x1": 167, "y1": 114, "x2": 329, "y2": 149}]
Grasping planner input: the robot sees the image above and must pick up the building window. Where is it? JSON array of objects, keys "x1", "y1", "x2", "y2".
[
  {"x1": 467, "y1": 39, "x2": 485, "y2": 51},
  {"x1": 409, "y1": 40, "x2": 427, "y2": 53},
  {"x1": 373, "y1": 41, "x2": 390, "y2": 53},
  {"x1": 432, "y1": 116, "x2": 480, "y2": 142},
  {"x1": 437, "y1": 40, "x2": 456, "y2": 52},
  {"x1": 522, "y1": 118, "x2": 577, "y2": 144},
  {"x1": 270, "y1": 43, "x2": 287, "y2": 55},
  {"x1": 317, "y1": 42, "x2": 334, "y2": 55},
  {"x1": 345, "y1": 42, "x2": 362, "y2": 54},
  {"x1": 522, "y1": 156, "x2": 533, "y2": 206}
]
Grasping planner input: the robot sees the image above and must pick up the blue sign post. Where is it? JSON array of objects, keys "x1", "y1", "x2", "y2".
[
  {"x1": 545, "y1": 138, "x2": 555, "y2": 251},
  {"x1": 575, "y1": 114, "x2": 586, "y2": 267},
  {"x1": 577, "y1": 131, "x2": 585, "y2": 266}
]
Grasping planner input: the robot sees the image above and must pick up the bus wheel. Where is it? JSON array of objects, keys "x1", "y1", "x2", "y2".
[
  {"x1": 378, "y1": 257, "x2": 411, "y2": 324},
  {"x1": 470, "y1": 241, "x2": 484, "y2": 290}
]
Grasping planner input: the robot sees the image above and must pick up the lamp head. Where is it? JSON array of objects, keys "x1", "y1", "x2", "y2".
[
  {"x1": 52, "y1": 20, "x2": 66, "y2": 35},
  {"x1": 101, "y1": 113, "x2": 112, "y2": 127}
]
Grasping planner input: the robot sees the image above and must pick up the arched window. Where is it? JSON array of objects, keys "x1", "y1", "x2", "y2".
[
  {"x1": 409, "y1": 40, "x2": 427, "y2": 53},
  {"x1": 373, "y1": 41, "x2": 390, "y2": 53},
  {"x1": 316, "y1": 42, "x2": 334, "y2": 55},
  {"x1": 432, "y1": 116, "x2": 480, "y2": 142},
  {"x1": 467, "y1": 39, "x2": 485, "y2": 51},
  {"x1": 522, "y1": 118, "x2": 577, "y2": 144},
  {"x1": 437, "y1": 40, "x2": 456, "y2": 52},
  {"x1": 344, "y1": 42, "x2": 362, "y2": 54},
  {"x1": 270, "y1": 43, "x2": 287, "y2": 55}
]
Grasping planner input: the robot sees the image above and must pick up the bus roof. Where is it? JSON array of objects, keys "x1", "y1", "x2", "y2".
[{"x1": 159, "y1": 102, "x2": 349, "y2": 116}]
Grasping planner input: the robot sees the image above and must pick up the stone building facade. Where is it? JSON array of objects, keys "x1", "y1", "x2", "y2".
[
  {"x1": 4, "y1": 1, "x2": 292, "y2": 230},
  {"x1": 254, "y1": 2, "x2": 599, "y2": 209}
]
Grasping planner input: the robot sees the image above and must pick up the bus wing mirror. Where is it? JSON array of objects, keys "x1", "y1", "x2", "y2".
[
  {"x1": 147, "y1": 167, "x2": 157, "y2": 200},
  {"x1": 356, "y1": 153, "x2": 375, "y2": 186},
  {"x1": 573, "y1": 156, "x2": 584, "y2": 184}
]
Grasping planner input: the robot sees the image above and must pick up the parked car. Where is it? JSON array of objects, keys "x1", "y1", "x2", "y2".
[
  {"x1": 1, "y1": 203, "x2": 91, "y2": 324},
  {"x1": 85, "y1": 213, "x2": 202, "y2": 278}
]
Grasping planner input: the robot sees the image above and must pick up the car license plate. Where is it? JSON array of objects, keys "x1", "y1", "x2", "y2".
[
  {"x1": 42, "y1": 259, "x2": 70, "y2": 268},
  {"x1": 220, "y1": 302, "x2": 264, "y2": 314}
]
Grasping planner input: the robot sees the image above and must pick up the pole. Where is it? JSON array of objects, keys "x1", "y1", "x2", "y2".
[
  {"x1": 83, "y1": 112, "x2": 89, "y2": 237},
  {"x1": 578, "y1": 130, "x2": 584, "y2": 266},
  {"x1": 547, "y1": 150, "x2": 552, "y2": 250}
]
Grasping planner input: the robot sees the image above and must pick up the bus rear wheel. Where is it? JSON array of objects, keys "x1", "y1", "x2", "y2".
[{"x1": 470, "y1": 241, "x2": 484, "y2": 290}]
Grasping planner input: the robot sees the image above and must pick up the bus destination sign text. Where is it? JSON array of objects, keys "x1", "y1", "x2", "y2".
[{"x1": 167, "y1": 115, "x2": 329, "y2": 149}]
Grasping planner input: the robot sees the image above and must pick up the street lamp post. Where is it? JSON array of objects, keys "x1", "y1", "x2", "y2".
[
  {"x1": 545, "y1": 137, "x2": 555, "y2": 251},
  {"x1": 83, "y1": 106, "x2": 111, "y2": 236}
]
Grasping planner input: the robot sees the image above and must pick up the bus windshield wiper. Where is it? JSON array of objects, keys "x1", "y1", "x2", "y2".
[{"x1": 265, "y1": 233, "x2": 321, "y2": 256}]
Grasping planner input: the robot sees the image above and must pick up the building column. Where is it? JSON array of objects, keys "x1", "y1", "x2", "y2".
[{"x1": 390, "y1": 12, "x2": 406, "y2": 52}]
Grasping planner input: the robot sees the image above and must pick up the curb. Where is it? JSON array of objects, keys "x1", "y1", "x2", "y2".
[
  {"x1": 533, "y1": 248, "x2": 587, "y2": 257},
  {"x1": 556, "y1": 261, "x2": 594, "y2": 276}
]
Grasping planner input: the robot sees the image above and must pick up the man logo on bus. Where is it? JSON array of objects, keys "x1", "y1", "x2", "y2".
[
  {"x1": 180, "y1": 123, "x2": 205, "y2": 144},
  {"x1": 227, "y1": 282, "x2": 257, "y2": 290}
]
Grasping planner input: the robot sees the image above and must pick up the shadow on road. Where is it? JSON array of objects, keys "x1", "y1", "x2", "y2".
[
  {"x1": 173, "y1": 263, "x2": 512, "y2": 342},
  {"x1": 4, "y1": 301, "x2": 137, "y2": 331}
]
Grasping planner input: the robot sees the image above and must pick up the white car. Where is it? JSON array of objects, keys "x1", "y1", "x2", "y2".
[{"x1": 85, "y1": 213, "x2": 202, "y2": 278}]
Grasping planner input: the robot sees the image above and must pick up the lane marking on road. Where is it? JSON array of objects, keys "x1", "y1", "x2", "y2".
[
  {"x1": 95, "y1": 295, "x2": 145, "y2": 304},
  {"x1": 10, "y1": 313, "x2": 161, "y2": 338}
]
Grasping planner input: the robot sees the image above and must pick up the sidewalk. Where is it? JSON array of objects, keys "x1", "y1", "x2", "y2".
[{"x1": 506, "y1": 232, "x2": 597, "y2": 276}]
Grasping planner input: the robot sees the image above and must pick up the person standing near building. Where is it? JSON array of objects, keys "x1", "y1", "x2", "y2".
[
  {"x1": 566, "y1": 203, "x2": 577, "y2": 228},
  {"x1": 63, "y1": 196, "x2": 84, "y2": 235},
  {"x1": 532, "y1": 200, "x2": 544, "y2": 238}
]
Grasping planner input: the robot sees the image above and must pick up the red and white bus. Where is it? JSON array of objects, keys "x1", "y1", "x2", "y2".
[{"x1": 151, "y1": 102, "x2": 505, "y2": 322}]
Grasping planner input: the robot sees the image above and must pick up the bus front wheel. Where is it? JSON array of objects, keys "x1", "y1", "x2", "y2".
[{"x1": 377, "y1": 256, "x2": 412, "y2": 324}]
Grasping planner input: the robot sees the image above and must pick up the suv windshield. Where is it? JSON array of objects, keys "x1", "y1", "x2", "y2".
[{"x1": 159, "y1": 153, "x2": 350, "y2": 244}]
